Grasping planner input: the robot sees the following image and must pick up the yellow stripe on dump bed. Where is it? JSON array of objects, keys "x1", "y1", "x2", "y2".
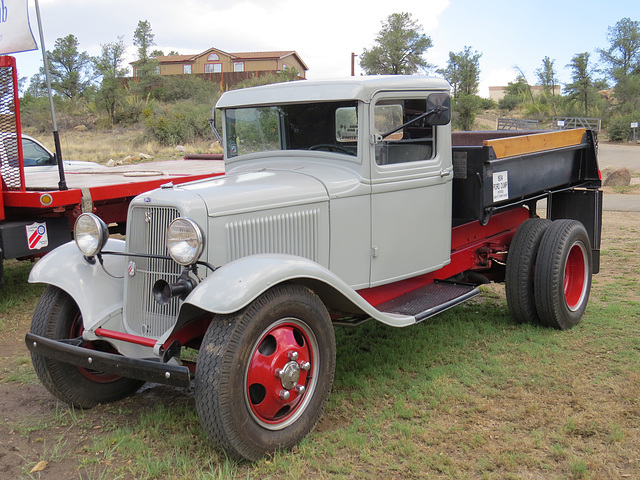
[{"x1": 484, "y1": 128, "x2": 586, "y2": 159}]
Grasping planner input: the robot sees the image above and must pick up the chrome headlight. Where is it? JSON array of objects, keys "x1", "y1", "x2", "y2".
[
  {"x1": 166, "y1": 217, "x2": 204, "y2": 266},
  {"x1": 74, "y1": 213, "x2": 109, "y2": 257}
]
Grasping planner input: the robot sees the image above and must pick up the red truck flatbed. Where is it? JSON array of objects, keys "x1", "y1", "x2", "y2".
[
  {"x1": 4, "y1": 159, "x2": 224, "y2": 210},
  {"x1": 0, "y1": 54, "x2": 225, "y2": 281}
]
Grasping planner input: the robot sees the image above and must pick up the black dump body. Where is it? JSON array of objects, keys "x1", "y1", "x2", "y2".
[{"x1": 451, "y1": 129, "x2": 602, "y2": 272}]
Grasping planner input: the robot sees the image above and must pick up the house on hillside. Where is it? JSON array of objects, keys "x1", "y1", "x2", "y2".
[{"x1": 131, "y1": 47, "x2": 308, "y2": 89}]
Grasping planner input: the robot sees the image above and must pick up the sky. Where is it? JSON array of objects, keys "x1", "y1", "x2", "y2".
[{"x1": 9, "y1": 0, "x2": 636, "y2": 98}]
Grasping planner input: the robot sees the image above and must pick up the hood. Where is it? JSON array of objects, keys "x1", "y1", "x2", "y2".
[{"x1": 177, "y1": 169, "x2": 330, "y2": 217}]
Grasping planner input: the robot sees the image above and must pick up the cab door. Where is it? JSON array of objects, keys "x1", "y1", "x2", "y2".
[{"x1": 369, "y1": 93, "x2": 453, "y2": 286}]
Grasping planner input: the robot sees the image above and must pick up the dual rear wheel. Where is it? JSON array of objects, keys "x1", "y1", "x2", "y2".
[{"x1": 506, "y1": 218, "x2": 592, "y2": 329}]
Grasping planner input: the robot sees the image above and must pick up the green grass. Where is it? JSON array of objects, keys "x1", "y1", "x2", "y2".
[
  {"x1": 7, "y1": 288, "x2": 640, "y2": 479},
  {"x1": 0, "y1": 259, "x2": 45, "y2": 340},
  {"x1": 3, "y1": 220, "x2": 640, "y2": 479}
]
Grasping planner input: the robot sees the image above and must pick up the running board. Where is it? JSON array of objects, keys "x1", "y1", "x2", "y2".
[{"x1": 377, "y1": 281, "x2": 480, "y2": 323}]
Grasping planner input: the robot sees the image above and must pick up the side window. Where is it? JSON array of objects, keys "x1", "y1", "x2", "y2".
[
  {"x1": 22, "y1": 138, "x2": 52, "y2": 166},
  {"x1": 374, "y1": 99, "x2": 435, "y2": 165}
]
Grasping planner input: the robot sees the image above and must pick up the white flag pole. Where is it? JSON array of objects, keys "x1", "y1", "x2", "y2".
[{"x1": 32, "y1": 0, "x2": 66, "y2": 190}]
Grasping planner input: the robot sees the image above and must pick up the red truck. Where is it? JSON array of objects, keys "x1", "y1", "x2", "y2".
[{"x1": 0, "y1": 56, "x2": 224, "y2": 282}]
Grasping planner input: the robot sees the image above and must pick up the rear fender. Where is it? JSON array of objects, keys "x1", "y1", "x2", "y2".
[
  {"x1": 176, "y1": 254, "x2": 415, "y2": 329},
  {"x1": 28, "y1": 239, "x2": 125, "y2": 330}
]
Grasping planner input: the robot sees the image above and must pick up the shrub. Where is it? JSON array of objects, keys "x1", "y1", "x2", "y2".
[
  {"x1": 153, "y1": 76, "x2": 219, "y2": 103},
  {"x1": 144, "y1": 100, "x2": 213, "y2": 146},
  {"x1": 498, "y1": 95, "x2": 521, "y2": 111},
  {"x1": 606, "y1": 114, "x2": 640, "y2": 142}
]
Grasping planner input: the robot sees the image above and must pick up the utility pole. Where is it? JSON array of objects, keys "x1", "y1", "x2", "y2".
[{"x1": 351, "y1": 53, "x2": 357, "y2": 76}]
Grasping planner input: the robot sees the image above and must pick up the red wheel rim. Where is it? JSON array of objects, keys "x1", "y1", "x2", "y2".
[
  {"x1": 244, "y1": 319, "x2": 318, "y2": 430},
  {"x1": 70, "y1": 311, "x2": 123, "y2": 384},
  {"x1": 564, "y1": 241, "x2": 588, "y2": 311}
]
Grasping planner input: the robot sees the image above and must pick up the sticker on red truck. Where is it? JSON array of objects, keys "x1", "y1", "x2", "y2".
[{"x1": 26, "y1": 222, "x2": 49, "y2": 250}]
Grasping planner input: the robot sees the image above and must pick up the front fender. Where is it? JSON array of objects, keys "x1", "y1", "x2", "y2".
[
  {"x1": 179, "y1": 254, "x2": 414, "y2": 327},
  {"x1": 29, "y1": 239, "x2": 126, "y2": 329}
]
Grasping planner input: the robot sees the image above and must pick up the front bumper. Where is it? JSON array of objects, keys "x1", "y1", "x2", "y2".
[{"x1": 25, "y1": 333, "x2": 191, "y2": 388}]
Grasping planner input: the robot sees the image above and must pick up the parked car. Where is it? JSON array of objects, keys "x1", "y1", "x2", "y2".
[{"x1": 3, "y1": 134, "x2": 104, "y2": 173}]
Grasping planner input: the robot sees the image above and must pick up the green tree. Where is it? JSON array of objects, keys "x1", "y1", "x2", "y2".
[
  {"x1": 360, "y1": 12, "x2": 433, "y2": 75},
  {"x1": 25, "y1": 72, "x2": 47, "y2": 97},
  {"x1": 598, "y1": 17, "x2": 640, "y2": 112},
  {"x1": 564, "y1": 52, "x2": 600, "y2": 116},
  {"x1": 93, "y1": 36, "x2": 128, "y2": 79},
  {"x1": 93, "y1": 36, "x2": 128, "y2": 123},
  {"x1": 438, "y1": 46, "x2": 482, "y2": 131},
  {"x1": 536, "y1": 56, "x2": 558, "y2": 96},
  {"x1": 132, "y1": 20, "x2": 160, "y2": 95},
  {"x1": 47, "y1": 34, "x2": 94, "y2": 98},
  {"x1": 598, "y1": 17, "x2": 640, "y2": 78},
  {"x1": 438, "y1": 46, "x2": 482, "y2": 97},
  {"x1": 132, "y1": 20, "x2": 159, "y2": 77},
  {"x1": 133, "y1": 20, "x2": 155, "y2": 63}
]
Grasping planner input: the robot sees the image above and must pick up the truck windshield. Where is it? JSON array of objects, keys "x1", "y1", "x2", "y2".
[{"x1": 224, "y1": 101, "x2": 358, "y2": 158}]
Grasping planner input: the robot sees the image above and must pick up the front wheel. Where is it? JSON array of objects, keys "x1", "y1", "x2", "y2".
[
  {"x1": 30, "y1": 286, "x2": 144, "y2": 408},
  {"x1": 195, "y1": 284, "x2": 336, "y2": 461},
  {"x1": 534, "y1": 220, "x2": 592, "y2": 330}
]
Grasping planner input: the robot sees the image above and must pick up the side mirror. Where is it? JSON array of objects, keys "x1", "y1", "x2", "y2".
[
  {"x1": 209, "y1": 107, "x2": 223, "y2": 146},
  {"x1": 426, "y1": 93, "x2": 451, "y2": 126}
]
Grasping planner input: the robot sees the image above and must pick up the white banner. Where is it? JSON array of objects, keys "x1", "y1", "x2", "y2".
[{"x1": 0, "y1": 0, "x2": 37, "y2": 55}]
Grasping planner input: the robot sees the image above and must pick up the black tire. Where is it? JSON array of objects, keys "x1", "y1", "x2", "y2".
[
  {"x1": 195, "y1": 284, "x2": 336, "y2": 461},
  {"x1": 30, "y1": 285, "x2": 144, "y2": 408},
  {"x1": 534, "y1": 220, "x2": 592, "y2": 330},
  {"x1": 505, "y1": 218, "x2": 551, "y2": 325}
]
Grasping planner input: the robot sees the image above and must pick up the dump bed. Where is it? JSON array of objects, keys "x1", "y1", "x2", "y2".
[{"x1": 451, "y1": 129, "x2": 600, "y2": 222}]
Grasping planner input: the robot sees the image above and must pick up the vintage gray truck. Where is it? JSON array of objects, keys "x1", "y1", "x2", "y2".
[{"x1": 25, "y1": 75, "x2": 602, "y2": 460}]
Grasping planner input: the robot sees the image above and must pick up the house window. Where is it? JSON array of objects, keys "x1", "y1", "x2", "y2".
[
  {"x1": 183, "y1": 64, "x2": 192, "y2": 74},
  {"x1": 205, "y1": 63, "x2": 223, "y2": 74},
  {"x1": 208, "y1": 53, "x2": 219, "y2": 61},
  {"x1": 134, "y1": 68, "x2": 139, "y2": 77},
  {"x1": 233, "y1": 62, "x2": 244, "y2": 72}
]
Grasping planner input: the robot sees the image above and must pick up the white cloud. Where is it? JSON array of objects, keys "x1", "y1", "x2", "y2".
[{"x1": 478, "y1": 67, "x2": 518, "y2": 99}]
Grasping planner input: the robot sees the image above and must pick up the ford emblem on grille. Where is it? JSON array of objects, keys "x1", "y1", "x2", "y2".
[{"x1": 128, "y1": 261, "x2": 136, "y2": 277}]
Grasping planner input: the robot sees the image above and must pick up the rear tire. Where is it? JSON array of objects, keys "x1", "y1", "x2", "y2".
[
  {"x1": 534, "y1": 220, "x2": 592, "y2": 330},
  {"x1": 505, "y1": 218, "x2": 551, "y2": 325},
  {"x1": 30, "y1": 286, "x2": 144, "y2": 408},
  {"x1": 195, "y1": 284, "x2": 336, "y2": 461}
]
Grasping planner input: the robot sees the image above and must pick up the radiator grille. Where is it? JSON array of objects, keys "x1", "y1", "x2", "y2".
[
  {"x1": 0, "y1": 65, "x2": 21, "y2": 190},
  {"x1": 124, "y1": 206, "x2": 182, "y2": 338},
  {"x1": 226, "y1": 209, "x2": 319, "y2": 262}
]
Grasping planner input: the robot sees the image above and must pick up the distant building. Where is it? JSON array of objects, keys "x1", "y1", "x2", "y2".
[
  {"x1": 489, "y1": 85, "x2": 562, "y2": 102},
  {"x1": 131, "y1": 47, "x2": 308, "y2": 89}
]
